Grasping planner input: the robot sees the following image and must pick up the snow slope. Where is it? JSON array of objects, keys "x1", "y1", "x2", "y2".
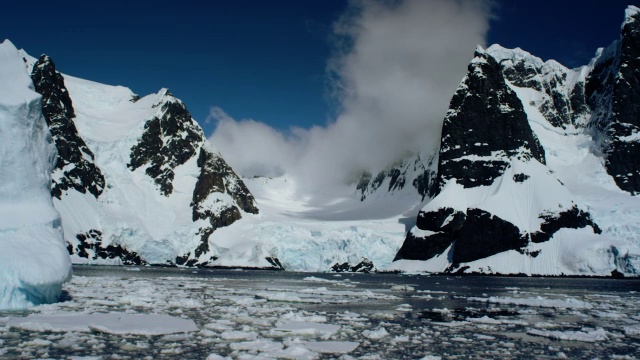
[
  {"x1": 28, "y1": 57, "x2": 259, "y2": 267},
  {"x1": 0, "y1": 40, "x2": 71, "y2": 309}
]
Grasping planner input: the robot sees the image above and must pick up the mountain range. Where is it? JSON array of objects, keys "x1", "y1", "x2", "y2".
[{"x1": 1, "y1": 6, "x2": 639, "y2": 308}]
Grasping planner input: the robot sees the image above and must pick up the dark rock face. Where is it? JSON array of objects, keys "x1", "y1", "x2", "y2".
[
  {"x1": 395, "y1": 231, "x2": 454, "y2": 262},
  {"x1": 529, "y1": 206, "x2": 602, "y2": 243},
  {"x1": 128, "y1": 95, "x2": 203, "y2": 196},
  {"x1": 358, "y1": 153, "x2": 437, "y2": 201},
  {"x1": 394, "y1": 46, "x2": 602, "y2": 269},
  {"x1": 265, "y1": 257, "x2": 285, "y2": 270},
  {"x1": 176, "y1": 147, "x2": 259, "y2": 265},
  {"x1": 31, "y1": 55, "x2": 105, "y2": 199},
  {"x1": 586, "y1": 9, "x2": 640, "y2": 195},
  {"x1": 437, "y1": 49, "x2": 545, "y2": 192},
  {"x1": 397, "y1": 205, "x2": 601, "y2": 267},
  {"x1": 331, "y1": 258, "x2": 374, "y2": 273},
  {"x1": 513, "y1": 173, "x2": 530, "y2": 183},
  {"x1": 396, "y1": 209, "x2": 526, "y2": 265},
  {"x1": 416, "y1": 207, "x2": 465, "y2": 233},
  {"x1": 69, "y1": 230, "x2": 145, "y2": 265},
  {"x1": 500, "y1": 56, "x2": 586, "y2": 130},
  {"x1": 192, "y1": 148, "x2": 259, "y2": 217},
  {"x1": 448, "y1": 209, "x2": 527, "y2": 265}
]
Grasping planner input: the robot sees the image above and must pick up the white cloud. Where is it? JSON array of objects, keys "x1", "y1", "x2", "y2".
[{"x1": 208, "y1": 0, "x2": 491, "y2": 199}]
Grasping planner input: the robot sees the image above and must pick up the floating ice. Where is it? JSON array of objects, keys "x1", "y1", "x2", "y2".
[
  {"x1": 302, "y1": 340, "x2": 359, "y2": 354},
  {"x1": 468, "y1": 296, "x2": 593, "y2": 309},
  {"x1": 527, "y1": 328, "x2": 609, "y2": 342},
  {"x1": 363, "y1": 327, "x2": 390, "y2": 339},
  {"x1": 8, "y1": 313, "x2": 198, "y2": 335},
  {"x1": 270, "y1": 321, "x2": 341, "y2": 337}
]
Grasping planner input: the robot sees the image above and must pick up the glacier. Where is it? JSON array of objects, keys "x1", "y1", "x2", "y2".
[{"x1": 0, "y1": 40, "x2": 71, "y2": 309}]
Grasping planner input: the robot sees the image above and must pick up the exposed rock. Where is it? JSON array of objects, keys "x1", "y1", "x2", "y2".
[
  {"x1": 394, "y1": 47, "x2": 601, "y2": 270},
  {"x1": 358, "y1": 152, "x2": 437, "y2": 201},
  {"x1": 31, "y1": 55, "x2": 105, "y2": 199},
  {"x1": 265, "y1": 257, "x2": 285, "y2": 270},
  {"x1": 331, "y1": 258, "x2": 375, "y2": 273},
  {"x1": 436, "y1": 48, "x2": 545, "y2": 192},
  {"x1": 512, "y1": 173, "x2": 530, "y2": 183},
  {"x1": 192, "y1": 147, "x2": 259, "y2": 217},
  {"x1": 70, "y1": 230, "x2": 145, "y2": 265},
  {"x1": 586, "y1": 7, "x2": 640, "y2": 195},
  {"x1": 529, "y1": 206, "x2": 602, "y2": 243},
  {"x1": 128, "y1": 93, "x2": 203, "y2": 196}
]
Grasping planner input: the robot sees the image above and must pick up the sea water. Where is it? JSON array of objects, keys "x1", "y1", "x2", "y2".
[{"x1": 0, "y1": 265, "x2": 638, "y2": 359}]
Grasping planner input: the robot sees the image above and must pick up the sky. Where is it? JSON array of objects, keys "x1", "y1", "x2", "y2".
[{"x1": 2, "y1": 0, "x2": 635, "y2": 196}]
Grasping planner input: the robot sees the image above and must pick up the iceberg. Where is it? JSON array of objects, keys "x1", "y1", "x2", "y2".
[{"x1": 0, "y1": 40, "x2": 71, "y2": 309}]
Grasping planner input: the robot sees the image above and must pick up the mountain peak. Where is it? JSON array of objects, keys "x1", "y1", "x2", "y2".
[
  {"x1": 625, "y1": 5, "x2": 640, "y2": 25},
  {"x1": 0, "y1": 39, "x2": 17, "y2": 51}
]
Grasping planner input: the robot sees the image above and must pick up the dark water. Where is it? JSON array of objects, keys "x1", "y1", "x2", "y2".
[{"x1": 0, "y1": 265, "x2": 638, "y2": 359}]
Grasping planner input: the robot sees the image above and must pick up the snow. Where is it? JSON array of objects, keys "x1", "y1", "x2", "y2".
[
  {"x1": 3, "y1": 36, "x2": 639, "y2": 276},
  {"x1": 52, "y1": 67, "x2": 255, "y2": 266},
  {"x1": 207, "y1": 175, "x2": 411, "y2": 271},
  {"x1": 0, "y1": 40, "x2": 71, "y2": 309},
  {"x1": 387, "y1": 43, "x2": 640, "y2": 276},
  {"x1": 625, "y1": 5, "x2": 640, "y2": 26},
  {"x1": 23, "y1": 55, "x2": 417, "y2": 271}
]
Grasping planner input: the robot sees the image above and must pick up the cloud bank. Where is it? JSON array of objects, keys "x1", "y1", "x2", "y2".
[{"x1": 209, "y1": 0, "x2": 492, "y2": 198}]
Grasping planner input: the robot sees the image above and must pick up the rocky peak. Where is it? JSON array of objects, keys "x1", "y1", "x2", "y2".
[
  {"x1": 128, "y1": 91, "x2": 204, "y2": 196},
  {"x1": 357, "y1": 152, "x2": 438, "y2": 201},
  {"x1": 488, "y1": 45, "x2": 589, "y2": 130},
  {"x1": 31, "y1": 55, "x2": 105, "y2": 199},
  {"x1": 585, "y1": 5, "x2": 640, "y2": 195},
  {"x1": 436, "y1": 47, "x2": 545, "y2": 192}
]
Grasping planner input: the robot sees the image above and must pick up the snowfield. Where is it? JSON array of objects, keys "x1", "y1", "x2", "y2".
[{"x1": 0, "y1": 266, "x2": 637, "y2": 359}]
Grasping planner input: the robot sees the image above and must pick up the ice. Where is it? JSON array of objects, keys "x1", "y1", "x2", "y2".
[
  {"x1": 301, "y1": 340, "x2": 359, "y2": 354},
  {"x1": 390, "y1": 284, "x2": 416, "y2": 292},
  {"x1": 2, "y1": 244, "x2": 639, "y2": 359},
  {"x1": 220, "y1": 330, "x2": 257, "y2": 340},
  {"x1": 527, "y1": 328, "x2": 609, "y2": 342},
  {"x1": 255, "y1": 291, "x2": 322, "y2": 303},
  {"x1": 302, "y1": 276, "x2": 357, "y2": 287},
  {"x1": 468, "y1": 296, "x2": 593, "y2": 309},
  {"x1": 270, "y1": 321, "x2": 341, "y2": 337},
  {"x1": 0, "y1": 40, "x2": 72, "y2": 309},
  {"x1": 362, "y1": 327, "x2": 389, "y2": 339},
  {"x1": 7, "y1": 313, "x2": 198, "y2": 335},
  {"x1": 623, "y1": 325, "x2": 640, "y2": 336},
  {"x1": 229, "y1": 339, "x2": 284, "y2": 352}
]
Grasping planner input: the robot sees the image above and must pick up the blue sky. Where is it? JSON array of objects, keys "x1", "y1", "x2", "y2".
[{"x1": 1, "y1": 0, "x2": 632, "y2": 136}]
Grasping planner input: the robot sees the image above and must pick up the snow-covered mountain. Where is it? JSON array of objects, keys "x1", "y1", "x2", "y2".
[
  {"x1": 2, "y1": 42, "x2": 263, "y2": 269},
  {"x1": 2, "y1": 6, "x2": 640, "y2": 281},
  {"x1": 0, "y1": 41, "x2": 71, "y2": 309},
  {"x1": 390, "y1": 6, "x2": 640, "y2": 276}
]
